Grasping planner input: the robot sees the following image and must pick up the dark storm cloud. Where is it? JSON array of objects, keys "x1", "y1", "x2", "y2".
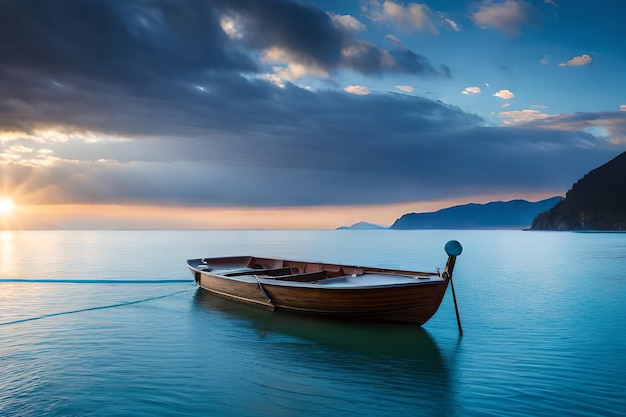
[
  {"x1": 0, "y1": 0, "x2": 449, "y2": 135},
  {"x1": 0, "y1": 0, "x2": 446, "y2": 93},
  {"x1": 340, "y1": 41, "x2": 450, "y2": 77},
  {"x1": 21, "y1": 125, "x2": 619, "y2": 207},
  {"x1": 213, "y1": 0, "x2": 344, "y2": 68},
  {"x1": 212, "y1": 0, "x2": 447, "y2": 77},
  {"x1": 4, "y1": 78, "x2": 622, "y2": 206},
  {"x1": 0, "y1": 0, "x2": 256, "y2": 83},
  {"x1": 1, "y1": 0, "x2": 625, "y2": 207}
]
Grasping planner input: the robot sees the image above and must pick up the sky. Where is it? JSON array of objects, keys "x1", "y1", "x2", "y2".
[{"x1": 1, "y1": 0, "x2": 625, "y2": 229}]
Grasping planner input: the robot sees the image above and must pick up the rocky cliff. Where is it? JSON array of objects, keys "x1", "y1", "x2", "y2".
[{"x1": 531, "y1": 151, "x2": 626, "y2": 230}]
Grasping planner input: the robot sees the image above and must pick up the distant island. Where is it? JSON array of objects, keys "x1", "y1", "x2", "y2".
[
  {"x1": 337, "y1": 221, "x2": 387, "y2": 230},
  {"x1": 338, "y1": 197, "x2": 563, "y2": 230},
  {"x1": 531, "y1": 151, "x2": 626, "y2": 231},
  {"x1": 391, "y1": 197, "x2": 562, "y2": 229}
]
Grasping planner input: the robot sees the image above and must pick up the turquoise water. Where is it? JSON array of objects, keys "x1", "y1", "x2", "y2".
[{"x1": 1, "y1": 230, "x2": 625, "y2": 416}]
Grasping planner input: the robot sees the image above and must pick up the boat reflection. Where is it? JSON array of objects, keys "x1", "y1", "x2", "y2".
[
  {"x1": 193, "y1": 289, "x2": 455, "y2": 415},
  {"x1": 193, "y1": 288, "x2": 449, "y2": 362}
]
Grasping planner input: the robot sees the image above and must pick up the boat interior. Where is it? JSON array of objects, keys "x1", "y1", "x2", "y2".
[{"x1": 197, "y1": 256, "x2": 440, "y2": 284}]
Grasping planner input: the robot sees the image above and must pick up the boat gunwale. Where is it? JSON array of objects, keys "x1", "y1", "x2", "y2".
[
  {"x1": 187, "y1": 258, "x2": 445, "y2": 290},
  {"x1": 257, "y1": 276, "x2": 445, "y2": 290}
]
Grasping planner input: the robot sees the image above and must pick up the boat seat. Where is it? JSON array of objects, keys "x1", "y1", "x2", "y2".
[
  {"x1": 224, "y1": 267, "x2": 293, "y2": 277},
  {"x1": 269, "y1": 271, "x2": 327, "y2": 282},
  {"x1": 304, "y1": 263, "x2": 323, "y2": 273}
]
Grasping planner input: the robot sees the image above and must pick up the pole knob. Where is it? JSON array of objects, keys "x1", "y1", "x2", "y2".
[{"x1": 445, "y1": 240, "x2": 463, "y2": 256}]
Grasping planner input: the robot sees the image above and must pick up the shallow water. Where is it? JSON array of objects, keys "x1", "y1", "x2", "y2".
[{"x1": 1, "y1": 230, "x2": 625, "y2": 416}]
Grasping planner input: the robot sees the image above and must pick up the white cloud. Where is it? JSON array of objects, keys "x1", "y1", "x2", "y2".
[
  {"x1": 262, "y1": 47, "x2": 328, "y2": 81},
  {"x1": 0, "y1": 143, "x2": 64, "y2": 167},
  {"x1": 559, "y1": 54, "x2": 592, "y2": 67},
  {"x1": 328, "y1": 13, "x2": 366, "y2": 32},
  {"x1": 370, "y1": 1, "x2": 438, "y2": 34},
  {"x1": 385, "y1": 34, "x2": 401, "y2": 44},
  {"x1": 265, "y1": 74, "x2": 286, "y2": 89},
  {"x1": 0, "y1": 128, "x2": 127, "y2": 145},
  {"x1": 344, "y1": 85, "x2": 371, "y2": 95},
  {"x1": 498, "y1": 110, "x2": 626, "y2": 144},
  {"x1": 501, "y1": 103, "x2": 511, "y2": 108},
  {"x1": 540, "y1": 55, "x2": 550, "y2": 65},
  {"x1": 395, "y1": 85, "x2": 414, "y2": 93},
  {"x1": 471, "y1": 0, "x2": 538, "y2": 36},
  {"x1": 5, "y1": 145, "x2": 33, "y2": 154},
  {"x1": 439, "y1": 15, "x2": 461, "y2": 32},
  {"x1": 493, "y1": 89, "x2": 515, "y2": 99},
  {"x1": 367, "y1": 2, "x2": 460, "y2": 34},
  {"x1": 620, "y1": 105, "x2": 626, "y2": 112},
  {"x1": 498, "y1": 109, "x2": 550, "y2": 125},
  {"x1": 220, "y1": 15, "x2": 245, "y2": 40},
  {"x1": 545, "y1": 0, "x2": 558, "y2": 7},
  {"x1": 462, "y1": 86, "x2": 482, "y2": 95}
]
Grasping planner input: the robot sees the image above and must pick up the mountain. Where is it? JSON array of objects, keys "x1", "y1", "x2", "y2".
[
  {"x1": 390, "y1": 197, "x2": 563, "y2": 230},
  {"x1": 337, "y1": 221, "x2": 387, "y2": 230},
  {"x1": 531, "y1": 152, "x2": 626, "y2": 231}
]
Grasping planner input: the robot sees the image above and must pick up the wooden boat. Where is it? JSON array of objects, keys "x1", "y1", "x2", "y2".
[{"x1": 187, "y1": 240, "x2": 463, "y2": 325}]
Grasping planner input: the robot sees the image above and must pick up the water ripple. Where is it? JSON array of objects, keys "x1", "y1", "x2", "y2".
[
  {"x1": 0, "y1": 288, "x2": 193, "y2": 327},
  {"x1": 0, "y1": 278, "x2": 192, "y2": 284}
]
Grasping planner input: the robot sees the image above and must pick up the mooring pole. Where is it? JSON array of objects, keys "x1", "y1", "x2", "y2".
[{"x1": 444, "y1": 240, "x2": 463, "y2": 337}]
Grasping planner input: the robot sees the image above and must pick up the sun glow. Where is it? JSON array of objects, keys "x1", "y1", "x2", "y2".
[{"x1": 0, "y1": 198, "x2": 15, "y2": 216}]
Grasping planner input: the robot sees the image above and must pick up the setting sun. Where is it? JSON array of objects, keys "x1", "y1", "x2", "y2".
[{"x1": 0, "y1": 198, "x2": 15, "y2": 216}]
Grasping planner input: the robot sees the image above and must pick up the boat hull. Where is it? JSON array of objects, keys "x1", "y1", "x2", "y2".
[
  {"x1": 188, "y1": 255, "x2": 453, "y2": 325},
  {"x1": 263, "y1": 281, "x2": 449, "y2": 324},
  {"x1": 194, "y1": 270, "x2": 276, "y2": 310}
]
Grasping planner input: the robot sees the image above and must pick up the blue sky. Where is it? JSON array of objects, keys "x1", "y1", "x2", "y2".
[{"x1": 0, "y1": 0, "x2": 625, "y2": 228}]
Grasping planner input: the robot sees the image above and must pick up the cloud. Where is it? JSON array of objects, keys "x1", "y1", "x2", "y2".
[
  {"x1": 462, "y1": 86, "x2": 482, "y2": 95},
  {"x1": 3, "y1": 73, "x2": 623, "y2": 208},
  {"x1": 0, "y1": 0, "x2": 450, "y2": 114},
  {"x1": 493, "y1": 89, "x2": 515, "y2": 99},
  {"x1": 501, "y1": 103, "x2": 511, "y2": 108},
  {"x1": 216, "y1": 0, "x2": 452, "y2": 79},
  {"x1": 621, "y1": 105, "x2": 626, "y2": 111},
  {"x1": 545, "y1": 0, "x2": 558, "y2": 7},
  {"x1": 367, "y1": 1, "x2": 460, "y2": 34},
  {"x1": 559, "y1": 54, "x2": 592, "y2": 67},
  {"x1": 395, "y1": 85, "x2": 414, "y2": 93},
  {"x1": 540, "y1": 55, "x2": 550, "y2": 65},
  {"x1": 262, "y1": 47, "x2": 329, "y2": 81},
  {"x1": 328, "y1": 13, "x2": 366, "y2": 32},
  {"x1": 0, "y1": 0, "x2": 257, "y2": 82},
  {"x1": 1, "y1": 0, "x2": 624, "y2": 209},
  {"x1": 439, "y1": 15, "x2": 461, "y2": 32},
  {"x1": 385, "y1": 34, "x2": 402, "y2": 44},
  {"x1": 369, "y1": 1, "x2": 439, "y2": 34},
  {"x1": 471, "y1": 0, "x2": 541, "y2": 36},
  {"x1": 341, "y1": 40, "x2": 451, "y2": 77},
  {"x1": 499, "y1": 110, "x2": 626, "y2": 144},
  {"x1": 344, "y1": 85, "x2": 371, "y2": 95},
  {"x1": 499, "y1": 109, "x2": 550, "y2": 124}
]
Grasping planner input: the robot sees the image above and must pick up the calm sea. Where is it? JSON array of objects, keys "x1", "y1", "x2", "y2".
[{"x1": 1, "y1": 230, "x2": 625, "y2": 416}]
